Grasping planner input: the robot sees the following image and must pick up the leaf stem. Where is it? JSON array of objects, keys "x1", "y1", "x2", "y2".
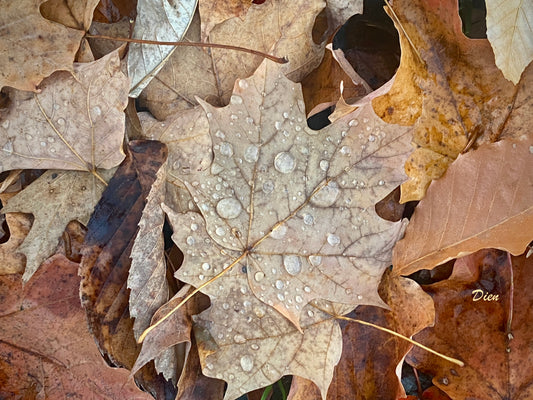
[
  {"x1": 84, "y1": 34, "x2": 288, "y2": 64},
  {"x1": 316, "y1": 306, "x2": 465, "y2": 367}
]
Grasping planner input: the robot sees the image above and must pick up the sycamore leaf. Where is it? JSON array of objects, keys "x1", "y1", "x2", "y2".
[
  {"x1": 486, "y1": 0, "x2": 533, "y2": 84},
  {"x1": 151, "y1": 59, "x2": 412, "y2": 397},
  {"x1": 140, "y1": 0, "x2": 325, "y2": 120},
  {"x1": 128, "y1": 0, "x2": 197, "y2": 97},
  {"x1": 2, "y1": 170, "x2": 110, "y2": 282},
  {"x1": 0, "y1": 50, "x2": 128, "y2": 174},
  {"x1": 393, "y1": 139, "x2": 533, "y2": 276},
  {"x1": 0, "y1": 255, "x2": 152, "y2": 399},
  {"x1": 128, "y1": 151, "x2": 169, "y2": 340},
  {"x1": 0, "y1": 0, "x2": 84, "y2": 91}
]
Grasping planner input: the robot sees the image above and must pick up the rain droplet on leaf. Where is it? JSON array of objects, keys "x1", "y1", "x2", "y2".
[
  {"x1": 216, "y1": 198, "x2": 242, "y2": 219},
  {"x1": 274, "y1": 152, "x2": 296, "y2": 174},
  {"x1": 283, "y1": 255, "x2": 302, "y2": 275}
]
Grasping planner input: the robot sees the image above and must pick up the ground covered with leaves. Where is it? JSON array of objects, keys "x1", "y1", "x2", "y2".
[{"x1": 0, "y1": 0, "x2": 532, "y2": 399}]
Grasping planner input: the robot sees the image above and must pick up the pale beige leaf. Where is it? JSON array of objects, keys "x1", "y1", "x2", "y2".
[
  {"x1": 325, "y1": 0, "x2": 363, "y2": 31},
  {"x1": 199, "y1": 0, "x2": 252, "y2": 41},
  {"x1": 0, "y1": 0, "x2": 84, "y2": 91},
  {"x1": 2, "y1": 170, "x2": 110, "y2": 282},
  {"x1": 0, "y1": 50, "x2": 128, "y2": 173},
  {"x1": 486, "y1": 0, "x2": 533, "y2": 84},
  {"x1": 128, "y1": 0, "x2": 197, "y2": 97},
  {"x1": 393, "y1": 139, "x2": 533, "y2": 276},
  {"x1": 128, "y1": 156, "x2": 169, "y2": 340}
]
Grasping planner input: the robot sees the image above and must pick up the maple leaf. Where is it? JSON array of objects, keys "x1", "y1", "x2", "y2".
[
  {"x1": 0, "y1": 50, "x2": 128, "y2": 176},
  {"x1": 145, "y1": 59, "x2": 413, "y2": 397},
  {"x1": 393, "y1": 139, "x2": 533, "y2": 276},
  {"x1": 198, "y1": 0, "x2": 253, "y2": 41}
]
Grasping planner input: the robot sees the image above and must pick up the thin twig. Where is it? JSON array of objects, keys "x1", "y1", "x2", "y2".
[{"x1": 85, "y1": 34, "x2": 288, "y2": 64}]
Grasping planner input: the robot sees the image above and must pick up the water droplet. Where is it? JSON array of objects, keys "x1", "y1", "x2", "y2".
[
  {"x1": 254, "y1": 271, "x2": 265, "y2": 281},
  {"x1": 277, "y1": 293, "x2": 285, "y2": 301},
  {"x1": 251, "y1": 344, "x2": 259, "y2": 350},
  {"x1": 244, "y1": 145, "x2": 259, "y2": 163},
  {"x1": 275, "y1": 121, "x2": 282, "y2": 130},
  {"x1": 311, "y1": 181, "x2": 340, "y2": 207},
  {"x1": 191, "y1": 223, "x2": 198, "y2": 231},
  {"x1": 240, "y1": 355, "x2": 254, "y2": 372},
  {"x1": 219, "y1": 142, "x2": 233, "y2": 157},
  {"x1": 283, "y1": 111, "x2": 289, "y2": 118},
  {"x1": 53, "y1": 103, "x2": 60, "y2": 110},
  {"x1": 25, "y1": 134, "x2": 33, "y2": 140},
  {"x1": 216, "y1": 198, "x2": 242, "y2": 219},
  {"x1": 307, "y1": 310, "x2": 314, "y2": 317},
  {"x1": 304, "y1": 286, "x2": 311, "y2": 293},
  {"x1": 349, "y1": 119, "x2": 359, "y2": 126},
  {"x1": 215, "y1": 130, "x2": 225, "y2": 139},
  {"x1": 319, "y1": 160, "x2": 329, "y2": 171},
  {"x1": 92, "y1": 106, "x2": 102, "y2": 116},
  {"x1": 303, "y1": 213, "x2": 314, "y2": 225},
  {"x1": 274, "y1": 152, "x2": 296, "y2": 174},
  {"x1": 2, "y1": 140, "x2": 13, "y2": 155},
  {"x1": 327, "y1": 233, "x2": 340, "y2": 246},
  {"x1": 238, "y1": 79, "x2": 248, "y2": 89},
  {"x1": 270, "y1": 224, "x2": 287, "y2": 239},
  {"x1": 206, "y1": 362, "x2": 214, "y2": 370},
  {"x1": 47, "y1": 137, "x2": 55, "y2": 143},
  {"x1": 198, "y1": 274, "x2": 205, "y2": 280},
  {"x1": 340, "y1": 146, "x2": 351, "y2": 155},
  {"x1": 216, "y1": 226, "x2": 226, "y2": 236},
  {"x1": 357, "y1": 295, "x2": 363, "y2": 300},
  {"x1": 295, "y1": 295, "x2": 303, "y2": 303},
  {"x1": 57, "y1": 118, "x2": 65, "y2": 125},
  {"x1": 40, "y1": 141, "x2": 47, "y2": 147},
  {"x1": 368, "y1": 135, "x2": 376, "y2": 142},
  {"x1": 186, "y1": 236, "x2": 195, "y2": 245},
  {"x1": 283, "y1": 255, "x2": 302, "y2": 275},
  {"x1": 1, "y1": 120, "x2": 9, "y2": 129},
  {"x1": 308, "y1": 255, "x2": 322, "y2": 266},
  {"x1": 222, "y1": 303, "x2": 230, "y2": 310},
  {"x1": 202, "y1": 263, "x2": 211, "y2": 271},
  {"x1": 230, "y1": 95, "x2": 243, "y2": 104},
  {"x1": 275, "y1": 280, "x2": 284, "y2": 290},
  {"x1": 233, "y1": 334, "x2": 246, "y2": 343},
  {"x1": 262, "y1": 180, "x2": 274, "y2": 194},
  {"x1": 254, "y1": 307, "x2": 265, "y2": 317}
]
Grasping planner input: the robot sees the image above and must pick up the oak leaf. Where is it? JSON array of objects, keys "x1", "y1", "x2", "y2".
[
  {"x1": 0, "y1": 50, "x2": 128, "y2": 174},
  {"x1": 0, "y1": 0, "x2": 85, "y2": 91},
  {"x1": 486, "y1": 0, "x2": 533, "y2": 84},
  {"x1": 393, "y1": 139, "x2": 533, "y2": 276}
]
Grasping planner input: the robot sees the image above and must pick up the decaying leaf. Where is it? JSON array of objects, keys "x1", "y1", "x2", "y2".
[
  {"x1": 2, "y1": 170, "x2": 109, "y2": 282},
  {"x1": 0, "y1": 255, "x2": 152, "y2": 399},
  {"x1": 0, "y1": 50, "x2": 128, "y2": 174},
  {"x1": 407, "y1": 249, "x2": 533, "y2": 399},
  {"x1": 128, "y1": 0, "x2": 197, "y2": 97},
  {"x1": 198, "y1": 0, "x2": 252, "y2": 41},
  {"x1": 0, "y1": 212, "x2": 32, "y2": 275},
  {"x1": 40, "y1": 0, "x2": 99, "y2": 30},
  {"x1": 486, "y1": 0, "x2": 533, "y2": 84},
  {"x1": 372, "y1": 0, "x2": 517, "y2": 202},
  {"x1": 0, "y1": 0, "x2": 84, "y2": 91},
  {"x1": 393, "y1": 139, "x2": 533, "y2": 276},
  {"x1": 80, "y1": 140, "x2": 168, "y2": 369}
]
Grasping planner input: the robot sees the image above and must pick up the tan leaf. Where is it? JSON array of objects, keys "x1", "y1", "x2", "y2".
[
  {"x1": 0, "y1": 255, "x2": 152, "y2": 399},
  {"x1": 325, "y1": 0, "x2": 363, "y2": 31},
  {"x1": 0, "y1": 0, "x2": 84, "y2": 91},
  {"x1": 2, "y1": 170, "x2": 110, "y2": 282},
  {"x1": 40, "y1": 0, "x2": 99, "y2": 30},
  {"x1": 0, "y1": 212, "x2": 32, "y2": 275},
  {"x1": 393, "y1": 139, "x2": 533, "y2": 276},
  {"x1": 486, "y1": 0, "x2": 533, "y2": 84},
  {"x1": 140, "y1": 0, "x2": 326, "y2": 120},
  {"x1": 198, "y1": 0, "x2": 252, "y2": 41},
  {"x1": 0, "y1": 50, "x2": 128, "y2": 174},
  {"x1": 127, "y1": 0, "x2": 197, "y2": 97},
  {"x1": 128, "y1": 151, "x2": 169, "y2": 340}
]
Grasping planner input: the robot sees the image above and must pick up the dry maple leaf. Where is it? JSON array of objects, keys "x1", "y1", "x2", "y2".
[
  {"x1": 0, "y1": 0, "x2": 85, "y2": 91},
  {"x1": 147, "y1": 59, "x2": 413, "y2": 398},
  {"x1": 198, "y1": 0, "x2": 252, "y2": 41},
  {"x1": 0, "y1": 50, "x2": 128, "y2": 176},
  {"x1": 393, "y1": 139, "x2": 533, "y2": 276}
]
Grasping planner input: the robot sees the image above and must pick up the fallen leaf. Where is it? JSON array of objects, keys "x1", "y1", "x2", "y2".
[
  {"x1": 0, "y1": 212, "x2": 32, "y2": 275},
  {"x1": 406, "y1": 249, "x2": 533, "y2": 399},
  {"x1": 324, "y1": 0, "x2": 363, "y2": 31},
  {"x1": 0, "y1": 255, "x2": 152, "y2": 399},
  {"x1": 198, "y1": 0, "x2": 252, "y2": 41},
  {"x1": 0, "y1": 49, "x2": 128, "y2": 174},
  {"x1": 393, "y1": 139, "x2": 533, "y2": 276},
  {"x1": 40, "y1": 0, "x2": 99, "y2": 30},
  {"x1": 128, "y1": 0, "x2": 197, "y2": 97},
  {"x1": 2, "y1": 170, "x2": 109, "y2": 282},
  {"x1": 80, "y1": 140, "x2": 168, "y2": 369},
  {"x1": 372, "y1": 0, "x2": 517, "y2": 202},
  {"x1": 486, "y1": 0, "x2": 533, "y2": 84},
  {"x1": 0, "y1": 0, "x2": 84, "y2": 91}
]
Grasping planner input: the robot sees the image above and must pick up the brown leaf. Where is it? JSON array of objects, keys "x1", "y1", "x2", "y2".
[
  {"x1": 0, "y1": 212, "x2": 31, "y2": 275},
  {"x1": 0, "y1": 49, "x2": 128, "y2": 174},
  {"x1": 372, "y1": 0, "x2": 517, "y2": 202},
  {"x1": 406, "y1": 249, "x2": 533, "y2": 399},
  {"x1": 393, "y1": 139, "x2": 533, "y2": 276},
  {"x1": 2, "y1": 170, "x2": 110, "y2": 282},
  {"x1": 0, "y1": 255, "x2": 152, "y2": 399},
  {"x1": 0, "y1": 0, "x2": 85, "y2": 91},
  {"x1": 79, "y1": 140, "x2": 168, "y2": 369},
  {"x1": 40, "y1": 0, "x2": 99, "y2": 30},
  {"x1": 198, "y1": 0, "x2": 252, "y2": 41}
]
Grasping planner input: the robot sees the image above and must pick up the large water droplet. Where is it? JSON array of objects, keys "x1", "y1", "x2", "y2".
[
  {"x1": 238, "y1": 79, "x2": 248, "y2": 89},
  {"x1": 186, "y1": 236, "x2": 195, "y2": 245},
  {"x1": 274, "y1": 152, "x2": 296, "y2": 174},
  {"x1": 340, "y1": 146, "x2": 351, "y2": 155},
  {"x1": 283, "y1": 255, "x2": 302, "y2": 275},
  {"x1": 270, "y1": 224, "x2": 287, "y2": 239},
  {"x1": 202, "y1": 263, "x2": 211, "y2": 271},
  {"x1": 92, "y1": 106, "x2": 102, "y2": 116},
  {"x1": 230, "y1": 95, "x2": 243, "y2": 104},
  {"x1": 319, "y1": 160, "x2": 329, "y2": 171},
  {"x1": 216, "y1": 198, "x2": 242, "y2": 219},
  {"x1": 251, "y1": 344, "x2": 260, "y2": 350},
  {"x1": 311, "y1": 181, "x2": 340, "y2": 207},
  {"x1": 275, "y1": 280, "x2": 284, "y2": 290},
  {"x1": 303, "y1": 213, "x2": 314, "y2": 225},
  {"x1": 254, "y1": 271, "x2": 265, "y2": 281},
  {"x1": 308, "y1": 255, "x2": 322, "y2": 266},
  {"x1": 262, "y1": 180, "x2": 274, "y2": 194},
  {"x1": 233, "y1": 334, "x2": 246, "y2": 344},
  {"x1": 219, "y1": 142, "x2": 234, "y2": 157},
  {"x1": 244, "y1": 145, "x2": 259, "y2": 163},
  {"x1": 327, "y1": 233, "x2": 340, "y2": 246},
  {"x1": 240, "y1": 355, "x2": 254, "y2": 372},
  {"x1": 216, "y1": 226, "x2": 226, "y2": 236}
]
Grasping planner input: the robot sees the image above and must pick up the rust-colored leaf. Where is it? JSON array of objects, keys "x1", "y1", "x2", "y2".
[{"x1": 393, "y1": 139, "x2": 533, "y2": 276}]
